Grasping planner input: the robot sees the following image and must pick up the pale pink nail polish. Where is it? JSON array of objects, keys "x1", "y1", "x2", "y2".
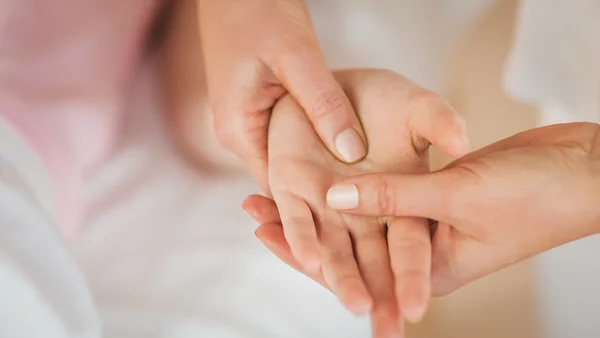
[
  {"x1": 334, "y1": 128, "x2": 366, "y2": 163},
  {"x1": 327, "y1": 184, "x2": 359, "y2": 210}
]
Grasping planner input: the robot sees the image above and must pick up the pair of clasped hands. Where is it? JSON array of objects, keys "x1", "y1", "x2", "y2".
[{"x1": 178, "y1": 1, "x2": 600, "y2": 337}]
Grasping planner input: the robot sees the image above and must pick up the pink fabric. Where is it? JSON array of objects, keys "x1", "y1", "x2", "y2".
[{"x1": 0, "y1": 0, "x2": 161, "y2": 236}]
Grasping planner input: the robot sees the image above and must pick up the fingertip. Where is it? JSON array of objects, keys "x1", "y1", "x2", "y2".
[
  {"x1": 371, "y1": 302, "x2": 404, "y2": 338},
  {"x1": 242, "y1": 197, "x2": 254, "y2": 215},
  {"x1": 448, "y1": 134, "x2": 470, "y2": 159},
  {"x1": 403, "y1": 303, "x2": 428, "y2": 324},
  {"x1": 336, "y1": 281, "x2": 374, "y2": 316},
  {"x1": 334, "y1": 127, "x2": 367, "y2": 163},
  {"x1": 326, "y1": 184, "x2": 359, "y2": 210},
  {"x1": 254, "y1": 223, "x2": 281, "y2": 243},
  {"x1": 446, "y1": 114, "x2": 470, "y2": 158},
  {"x1": 399, "y1": 284, "x2": 430, "y2": 324},
  {"x1": 348, "y1": 294, "x2": 374, "y2": 316}
]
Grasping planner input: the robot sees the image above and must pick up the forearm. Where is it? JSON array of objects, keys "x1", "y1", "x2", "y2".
[{"x1": 162, "y1": 0, "x2": 244, "y2": 173}]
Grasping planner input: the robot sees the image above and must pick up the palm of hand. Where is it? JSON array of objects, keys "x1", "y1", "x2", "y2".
[{"x1": 268, "y1": 70, "x2": 434, "y2": 334}]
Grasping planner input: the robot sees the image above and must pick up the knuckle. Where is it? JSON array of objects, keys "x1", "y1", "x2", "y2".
[
  {"x1": 396, "y1": 267, "x2": 428, "y2": 282},
  {"x1": 213, "y1": 108, "x2": 270, "y2": 159},
  {"x1": 376, "y1": 177, "x2": 397, "y2": 216},
  {"x1": 324, "y1": 245, "x2": 355, "y2": 266},
  {"x1": 389, "y1": 236, "x2": 429, "y2": 254},
  {"x1": 310, "y1": 90, "x2": 348, "y2": 122},
  {"x1": 408, "y1": 89, "x2": 444, "y2": 109},
  {"x1": 334, "y1": 270, "x2": 363, "y2": 289},
  {"x1": 407, "y1": 89, "x2": 455, "y2": 121},
  {"x1": 358, "y1": 254, "x2": 388, "y2": 275},
  {"x1": 284, "y1": 216, "x2": 314, "y2": 237}
]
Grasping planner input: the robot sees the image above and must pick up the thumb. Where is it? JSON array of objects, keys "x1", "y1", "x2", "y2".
[
  {"x1": 267, "y1": 46, "x2": 367, "y2": 164},
  {"x1": 409, "y1": 94, "x2": 469, "y2": 159},
  {"x1": 325, "y1": 170, "x2": 464, "y2": 223}
]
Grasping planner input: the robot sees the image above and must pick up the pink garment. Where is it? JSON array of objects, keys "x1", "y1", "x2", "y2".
[{"x1": 0, "y1": 0, "x2": 161, "y2": 236}]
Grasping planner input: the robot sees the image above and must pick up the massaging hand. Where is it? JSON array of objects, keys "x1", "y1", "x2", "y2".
[
  {"x1": 197, "y1": 0, "x2": 366, "y2": 191},
  {"x1": 248, "y1": 122, "x2": 600, "y2": 301},
  {"x1": 259, "y1": 69, "x2": 468, "y2": 337}
]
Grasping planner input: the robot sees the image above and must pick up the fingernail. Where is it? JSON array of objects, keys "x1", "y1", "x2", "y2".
[
  {"x1": 327, "y1": 184, "x2": 359, "y2": 210},
  {"x1": 335, "y1": 128, "x2": 366, "y2": 163},
  {"x1": 350, "y1": 299, "x2": 373, "y2": 316},
  {"x1": 403, "y1": 303, "x2": 427, "y2": 323},
  {"x1": 302, "y1": 255, "x2": 322, "y2": 274}
]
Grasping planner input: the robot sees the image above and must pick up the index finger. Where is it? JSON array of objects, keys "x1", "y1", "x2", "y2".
[{"x1": 325, "y1": 172, "x2": 453, "y2": 222}]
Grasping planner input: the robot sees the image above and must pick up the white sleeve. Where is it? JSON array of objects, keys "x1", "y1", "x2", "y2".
[{"x1": 0, "y1": 119, "x2": 101, "y2": 338}]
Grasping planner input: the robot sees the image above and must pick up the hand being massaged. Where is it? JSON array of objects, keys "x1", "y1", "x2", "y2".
[{"x1": 249, "y1": 69, "x2": 469, "y2": 336}]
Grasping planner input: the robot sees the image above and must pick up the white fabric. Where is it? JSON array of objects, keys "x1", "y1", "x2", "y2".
[{"x1": 0, "y1": 118, "x2": 100, "y2": 338}]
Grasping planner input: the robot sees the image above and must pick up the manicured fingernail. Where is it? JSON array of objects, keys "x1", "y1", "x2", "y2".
[
  {"x1": 335, "y1": 128, "x2": 366, "y2": 163},
  {"x1": 327, "y1": 184, "x2": 359, "y2": 210}
]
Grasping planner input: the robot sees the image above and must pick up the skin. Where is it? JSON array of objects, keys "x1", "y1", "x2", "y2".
[
  {"x1": 266, "y1": 69, "x2": 468, "y2": 338},
  {"x1": 196, "y1": 0, "x2": 369, "y2": 192},
  {"x1": 246, "y1": 122, "x2": 600, "y2": 301}
]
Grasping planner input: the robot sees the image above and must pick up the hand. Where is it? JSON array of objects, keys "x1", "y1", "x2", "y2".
[
  {"x1": 324, "y1": 122, "x2": 600, "y2": 295},
  {"x1": 259, "y1": 69, "x2": 468, "y2": 337},
  {"x1": 197, "y1": 0, "x2": 367, "y2": 192}
]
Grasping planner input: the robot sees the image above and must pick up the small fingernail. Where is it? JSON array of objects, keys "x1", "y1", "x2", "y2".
[
  {"x1": 352, "y1": 301, "x2": 373, "y2": 316},
  {"x1": 303, "y1": 255, "x2": 322, "y2": 274},
  {"x1": 335, "y1": 128, "x2": 366, "y2": 163},
  {"x1": 403, "y1": 303, "x2": 427, "y2": 323},
  {"x1": 327, "y1": 184, "x2": 359, "y2": 210}
]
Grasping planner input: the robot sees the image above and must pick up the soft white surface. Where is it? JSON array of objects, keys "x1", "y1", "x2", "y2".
[{"x1": 0, "y1": 118, "x2": 100, "y2": 338}]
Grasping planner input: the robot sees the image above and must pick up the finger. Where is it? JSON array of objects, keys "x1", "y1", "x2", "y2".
[
  {"x1": 254, "y1": 223, "x2": 329, "y2": 290},
  {"x1": 242, "y1": 194, "x2": 280, "y2": 224},
  {"x1": 215, "y1": 107, "x2": 273, "y2": 194},
  {"x1": 408, "y1": 92, "x2": 469, "y2": 158},
  {"x1": 267, "y1": 46, "x2": 367, "y2": 164},
  {"x1": 326, "y1": 172, "x2": 457, "y2": 222},
  {"x1": 274, "y1": 191, "x2": 321, "y2": 273},
  {"x1": 387, "y1": 217, "x2": 432, "y2": 323},
  {"x1": 352, "y1": 225, "x2": 403, "y2": 337},
  {"x1": 318, "y1": 220, "x2": 373, "y2": 315},
  {"x1": 240, "y1": 153, "x2": 271, "y2": 196},
  {"x1": 430, "y1": 222, "x2": 460, "y2": 297}
]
